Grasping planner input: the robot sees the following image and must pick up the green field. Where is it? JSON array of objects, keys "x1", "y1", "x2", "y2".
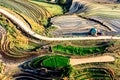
[
  {"x1": 41, "y1": 55, "x2": 70, "y2": 68},
  {"x1": 52, "y1": 45, "x2": 108, "y2": 56},
  {"x1": 16, "y1": 55, "x2": 72, "y2": 79},
  {"x1": 20, "y1": 55, "x2": 70, "y2": 69}
]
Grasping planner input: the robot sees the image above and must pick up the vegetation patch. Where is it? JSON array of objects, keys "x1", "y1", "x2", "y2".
[
  {"x1": 0, "y1": 14, "x2": 42, "y2": 58},
  {"x1": 15, "y1": 55, "x2": 72, "y2": 80},
  {"x1": 41, "y1": 55, "x2": 70, "y2": 68},
  {"x1": 30, "y1": 0, "x2": 64, "y2": 15},
  {"x1": 74, "y1": 67, "x2": 114, "y2": 80},
  {"x1": 15, "y1": 55, "x2": 115, "y2": 80},
  {"x1": 0, "y1": 60, "x2": 11, "y2": 79},
  {"x1": 52, "y1": 45, "x2": 108, "y2": 56}
]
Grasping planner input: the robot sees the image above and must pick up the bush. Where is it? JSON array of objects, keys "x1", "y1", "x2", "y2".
[
  {"x1": 40, "y1": 18, "x2": 48, "y2": 27},
  {"x1": 59, "y1": 0, "x2": 67, "y2": 4}
]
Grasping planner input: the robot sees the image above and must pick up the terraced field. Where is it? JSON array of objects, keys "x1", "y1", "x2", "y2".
[
  {"x1": 0, "y1": 25, "x2": 6, "y2": 40},
  {"x1": 50, "y1": 1, "x2": 120, "y2": 37},
  {"x1": 50, "y1": 15, "x2": 106, "y2": 37},
  {"x1": 52, "y1": 44, "x2": 109, "y2": 56},
  {"x1": 0, "y1": 14, "x2": 43, "y2": 58},
  {"x1": 0, "y1": 0, "x2": 64, "y2": 58},
  {"x1": 0, "y1": 60, "x2": 11, "y2": 80},
  {"x1": 74, "y1": 67, "x2": 114, "y2": 80},
  {"x1": 30, "y1": 0, "x2": 64, "y2": 15},
  {"x1": 13, "y1": 55, "x2": 71, "y2": 80},
  {"x1": 0, "y1": 0, "x2": 51, "y2": 23},
  {"x1": 41, "y1": 55, "x2": 70, "y2": 68},
  {"x1": 13, "y1": 55, "x2": 115, "y2": 80},
  {"x1": 77, "y1": 0, "x2": 120, "y2": 36},
  {"x1": 0, "y1": 0, "x2": 63, "y2": 35},
  {"x1": 0, "y1": 0, "x2": 120, "y2": 80}
]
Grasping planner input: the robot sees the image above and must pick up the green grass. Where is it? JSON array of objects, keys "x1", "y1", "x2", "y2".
[
  {"x1": 30, "y1": 0, "x2": 63, "y2": 15},
  {"x1": 22, "y1": 55, "x2": 70, "y2": 69},
  {"x1": 41, "y1": 55, "x2": 70, "y2": 68},
  {"x1": 52, "y1": 45, "x2": 107, "y2": 56},
  {"x1": 32, "y1": 55, "x2": 49, "y2": 68},
  {"x1": 46, "y1": 26, "x2": 57, "y2": 32}
]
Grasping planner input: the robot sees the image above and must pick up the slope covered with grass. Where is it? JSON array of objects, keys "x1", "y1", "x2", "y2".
[
  {"x1": 79, "y1": 2, "x2": 120, "y2": 18},
  {"x1": 30, "y1": 0, "x2": 64, "y2": 16},
  {"x1": 0, "y1": 14, "x2": 43, "y2": 58}
]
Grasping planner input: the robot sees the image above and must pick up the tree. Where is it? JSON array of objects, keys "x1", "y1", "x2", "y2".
[
  {"x1": 59, "y1": 0, "x2": 67, "y2": 4},
  {"x1": 55, "y1": 0, "x2": 67, "y2": 4}
]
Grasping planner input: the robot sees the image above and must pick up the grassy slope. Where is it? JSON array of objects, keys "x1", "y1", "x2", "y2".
[
  {"x1": 0, "y1": 14, "x2": 39, "y2": 50},
  {"x1": 0, "y1": 0, "x2": 120, "y2": 79},
  {"x1": 0, "y1": 0, "x2": 63, "y2": 50},
  {"x1": 79, "y1": 2, "x2": 120, "y2": 18},
  {"x1": 0, "y1": 0, "x2": 64, "y2": 35},
  {"x1": 0, "y1": 6, "x2": 31, "y2": 29},
  {"x1": 0, "y1": 1, "x2": 45, "y2": 35},
  {"x1": 30, "y1": 0, "x2": 63, "y2": 16},
  {"x1": 52, "y1": 45, "x2": 107, "y2": 56},
  {"x1": 51, "y1": 40, "x2": 120, "y2": 79},
  {"x1": 41, "y1": 55, "x2": 70, "y2": 68}
]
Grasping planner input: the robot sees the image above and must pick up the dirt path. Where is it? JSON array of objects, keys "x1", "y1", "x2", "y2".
[
  {"x1": 70, "y1": 55, "x2": 115, "y2": 65},
  {"x1": 0, "y1": 9, "x2": 120, "y2": 41},
  {"x1": 0, "y1": 25, "x2": 6, "y2": 39}
]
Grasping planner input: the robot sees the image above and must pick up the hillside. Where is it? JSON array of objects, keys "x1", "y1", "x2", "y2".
[{"x1": 0, "y1": 0, "x2": 120, "y2": 80}]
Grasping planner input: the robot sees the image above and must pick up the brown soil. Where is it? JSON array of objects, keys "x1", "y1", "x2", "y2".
[{"x1": 70, "y1": 55, "x2": 115, "y2": 65}]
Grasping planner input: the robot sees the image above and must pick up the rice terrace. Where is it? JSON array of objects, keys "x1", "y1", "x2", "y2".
[{"x1": 0, "y1": 0, "x2": 120, "y2": 80}]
